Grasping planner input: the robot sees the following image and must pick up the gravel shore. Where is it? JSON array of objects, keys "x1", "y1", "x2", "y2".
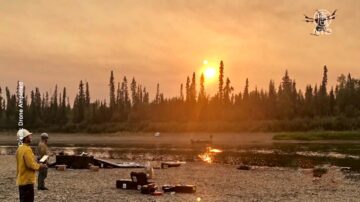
[{"x1": 0, "y1": 155, "x2": 359, "y2": 202}]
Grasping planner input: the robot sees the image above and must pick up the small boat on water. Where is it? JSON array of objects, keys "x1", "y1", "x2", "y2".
[{"x1": 190, "y1": 134, "x2": 213, "y2": 146}]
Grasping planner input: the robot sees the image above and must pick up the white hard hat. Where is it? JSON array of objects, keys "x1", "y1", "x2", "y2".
[
  {"x1": 17, "y1": 129, "x2": 32, "y2": 140},
  {"x1": 40, "y1": 133, "x2": 49, "y2": 138}
]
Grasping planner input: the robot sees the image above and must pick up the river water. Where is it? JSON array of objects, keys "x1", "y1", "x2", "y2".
[{"x1": 2, "y1": 142, "x2": 360, "y2": 171}]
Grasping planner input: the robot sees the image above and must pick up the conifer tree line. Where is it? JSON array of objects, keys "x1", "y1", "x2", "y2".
[{"x1": 1, "y1": 61, "x2": 360, "y2": 132}]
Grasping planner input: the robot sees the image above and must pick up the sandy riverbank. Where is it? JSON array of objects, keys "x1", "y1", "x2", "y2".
[{"x1": 1, "y1": 155, "x2": 359, "y2": 201}]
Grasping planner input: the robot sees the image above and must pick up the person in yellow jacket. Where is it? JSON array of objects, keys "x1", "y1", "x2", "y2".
[{"x1": 16, "y1": 129, "x2": 47, "y2": 202}]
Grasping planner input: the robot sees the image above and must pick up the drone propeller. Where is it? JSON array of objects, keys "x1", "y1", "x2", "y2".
[
  {"x1": 304, "y1": 14, "x2": 313, "y2": 19},
  {"x1": 310, "y1": 33, "x2": 319, "y2": 36},
  {"x1": 331, "y1": 9, "x2": 338, "y2": 16},
  {"x1": 327, "y1": 10, "x2": 337, "y2": 20}
]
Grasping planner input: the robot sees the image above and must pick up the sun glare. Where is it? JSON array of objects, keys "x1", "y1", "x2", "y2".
[
  {"x1": 202, "y1": 59, "x2": 217, "y2": 81},
  {"x1": 204, "y1": 67, "x2": 216, "y2": 80}
]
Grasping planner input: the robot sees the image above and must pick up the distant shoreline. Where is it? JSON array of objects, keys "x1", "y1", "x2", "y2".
[{"x1": 2, "y1": 117, "x2": 360, "y2": 134}]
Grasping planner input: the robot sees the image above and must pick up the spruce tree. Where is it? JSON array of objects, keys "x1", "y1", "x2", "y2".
[
  {"x1": 122, "y1": 76, "x2": 130, "y2": 115},
  {"x1": 143, "y1": 87, "x2": 149, "y2": 104},
  {"x1": 185, "y1": 76, "x2": 190, "y2": 103},
  {"x1": 267, "y1": 80, "x2": 277, "y2": 118},
  {"x1": 279, "y1": 70, "x2": 294, "y2": 118},
  {"x1": 109, "y1": 71, "x2": 116, "y2": 109},
  {"x1": 304, "y1": 85, "x2": 314, "y2": 117},
  {"x1": 320, "y1": 65, "x2": 328, "y2": 94},
  {"x1": 116, "y1": 82, "x2": 121, "y2": 107},
  {"x1": 0, "y1": 87, "x2": 3, "y2": 117},
  {"x1": 131, "y1": 77, "x2": 137, "y2": 106},
  {"x1": 75, "y1": 80, "x2": 85, "y2": 123},
  {"x1": 34, "y1": 87, "x2": 42, "y2": 121},
  {"x1": 243, "y1": 78, "x2": 249, "y2": 100},
  {"x1": 180, "y1": 83, "x2": 184, "y2": 101},
  {"x1": 329, "y1": 87, "x2": 335, "y2": 115},
  {"x1": 198, "y1": 73, "x2": 206, "y2": 104},
  {"x1": 155, "y1": 83, "x2": 160, "y2": 104},
  {"x1": 319, "y1": 65, "x2": 329, "y2": 116},
  {"x1": 223, "y1": 77, "x2": 233, "y2": 104},
  {"x1": 190, "y1": 72, "x2": 196, "y2": 103},
  {"x1": 61, "y1": 87, "x2": 68, "y2": 123},
  {"x1": 218, "y1": 61, "x2": 224, "y2": 102},
  {"x1": 138, "y1": 85, "x2": 143, "y2": 105},
  {"x1": 85, "y1": 82, "x2": 90, "y2": 107},
  {"x1": 49, "y1": 85, "x2": 58, "y2": 123}
]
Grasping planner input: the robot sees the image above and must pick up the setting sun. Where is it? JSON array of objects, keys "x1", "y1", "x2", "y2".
[
  {"x1": 201, "y1": 59, "x2": 217, "y2": 81},
  {"x1": 204, "y1": 67, "x2": 216, "y2": 80}
]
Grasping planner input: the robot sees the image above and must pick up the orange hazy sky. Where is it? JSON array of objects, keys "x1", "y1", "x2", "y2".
[{"x1": 0, "y1": 0, "x2": 359, "y2": 101}]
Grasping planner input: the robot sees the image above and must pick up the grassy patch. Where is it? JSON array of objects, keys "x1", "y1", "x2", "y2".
[{"x1": 273, "y1": 131, "x2": 360, "y2": 141}]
